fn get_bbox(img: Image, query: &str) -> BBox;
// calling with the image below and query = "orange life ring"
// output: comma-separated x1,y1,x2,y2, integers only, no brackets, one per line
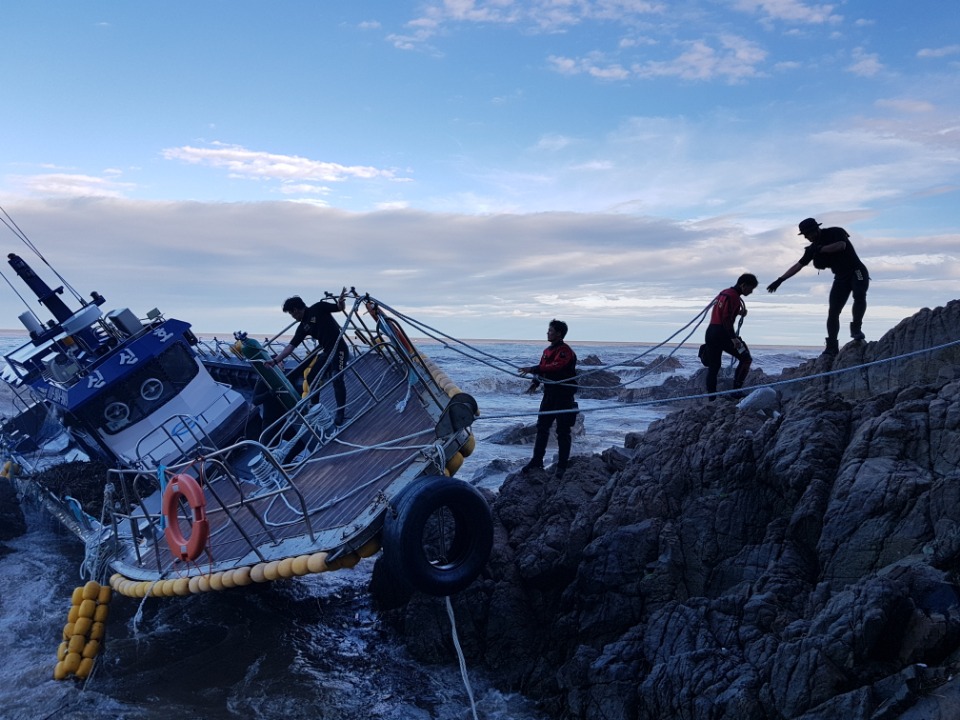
162,474,209,562
386,318,415,355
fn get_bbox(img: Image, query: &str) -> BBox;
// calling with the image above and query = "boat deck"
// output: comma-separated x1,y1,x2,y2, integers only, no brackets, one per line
114,349,450,579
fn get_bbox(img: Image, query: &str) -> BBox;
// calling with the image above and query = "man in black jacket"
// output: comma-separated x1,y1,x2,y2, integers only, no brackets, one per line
266,291,348,425
767,218,870,356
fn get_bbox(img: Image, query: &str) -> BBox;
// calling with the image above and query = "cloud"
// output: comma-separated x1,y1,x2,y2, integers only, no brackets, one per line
549,35,766,82
162,143,397,184
846,47,883,77
874,98,935,114
731,0,843,24
390,0,666,48
917,45,960,59
633,35,766,81
1,199,952,346
7,173,135,199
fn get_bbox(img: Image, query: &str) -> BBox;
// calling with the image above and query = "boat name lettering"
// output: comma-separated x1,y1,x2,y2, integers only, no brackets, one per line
87,371,106,389
119,349,139,365
153,327,174,343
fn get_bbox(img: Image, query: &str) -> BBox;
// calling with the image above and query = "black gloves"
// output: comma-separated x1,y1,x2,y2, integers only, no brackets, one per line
767,278,783,293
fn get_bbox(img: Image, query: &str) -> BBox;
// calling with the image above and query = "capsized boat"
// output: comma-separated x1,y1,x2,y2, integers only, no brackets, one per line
0,249,490,681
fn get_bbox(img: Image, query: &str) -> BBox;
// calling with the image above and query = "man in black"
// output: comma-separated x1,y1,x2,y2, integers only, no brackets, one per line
266,291,348,425
767,218,870,356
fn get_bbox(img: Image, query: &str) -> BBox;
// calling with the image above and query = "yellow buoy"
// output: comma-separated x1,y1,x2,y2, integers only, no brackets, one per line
306,553,327,573
63,622,75,640
53,661,68,681
94,604,109,623
173,578,191,596
292,555,310,576
461,434,476,457
71,587,84,605
97,586,112,604
277,558,295,579
446,451,464,475
89,622,105,641
78,599,97,619
62,652,82,674
81,581,101,601
188,576,202,594
263,561,281,581
73,616,93,637
57,641,68,662
67,606,80,624
250,564,267,583
68,634,86,654
221,570,237,589
209,573,224,591
232,567,252,586
358,538,381,558
197,575,211,593
82,639,100,659
76,657,94,680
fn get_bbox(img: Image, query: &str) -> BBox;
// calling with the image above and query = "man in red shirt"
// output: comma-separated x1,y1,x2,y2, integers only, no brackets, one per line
703,273,757,400
519,319,578,478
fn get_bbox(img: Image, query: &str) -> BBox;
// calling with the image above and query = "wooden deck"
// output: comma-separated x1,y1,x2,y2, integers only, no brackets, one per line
114,348,453,579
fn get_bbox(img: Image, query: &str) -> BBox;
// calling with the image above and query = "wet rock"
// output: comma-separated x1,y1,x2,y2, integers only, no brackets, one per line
375,300,960,719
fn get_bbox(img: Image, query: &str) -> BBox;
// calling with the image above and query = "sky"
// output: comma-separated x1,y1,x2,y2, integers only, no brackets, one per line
1,1,958,347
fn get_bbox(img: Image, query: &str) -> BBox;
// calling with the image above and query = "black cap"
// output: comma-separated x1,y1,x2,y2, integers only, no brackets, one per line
798,218,821,235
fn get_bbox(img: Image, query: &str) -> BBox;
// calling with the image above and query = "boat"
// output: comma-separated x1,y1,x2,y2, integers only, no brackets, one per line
0,240,491,681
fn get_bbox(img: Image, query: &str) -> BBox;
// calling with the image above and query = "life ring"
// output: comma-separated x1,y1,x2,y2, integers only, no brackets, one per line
386,318,416,355
162,474,209,562
381,475,493,596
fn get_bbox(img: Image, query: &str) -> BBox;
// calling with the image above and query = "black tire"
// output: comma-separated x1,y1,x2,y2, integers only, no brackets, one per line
382,475,493,597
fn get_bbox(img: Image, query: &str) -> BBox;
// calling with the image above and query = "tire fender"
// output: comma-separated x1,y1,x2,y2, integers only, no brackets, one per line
382,475,492,597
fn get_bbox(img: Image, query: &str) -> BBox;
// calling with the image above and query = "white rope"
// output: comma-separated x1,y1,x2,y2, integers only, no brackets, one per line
470,335,960,421
445,595,480,720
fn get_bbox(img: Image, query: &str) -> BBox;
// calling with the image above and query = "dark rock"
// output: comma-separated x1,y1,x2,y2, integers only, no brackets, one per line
373,300,960,719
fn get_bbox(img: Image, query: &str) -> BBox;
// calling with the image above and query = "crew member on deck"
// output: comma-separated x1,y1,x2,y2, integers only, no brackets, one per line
266,290,348,426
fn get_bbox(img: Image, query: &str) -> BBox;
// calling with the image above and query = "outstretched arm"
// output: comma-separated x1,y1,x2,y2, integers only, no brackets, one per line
767,262,803,292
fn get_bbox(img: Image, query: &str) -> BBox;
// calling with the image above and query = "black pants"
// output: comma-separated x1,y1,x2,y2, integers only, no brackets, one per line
704,324,751,395
827,270,869,341
532,393,577,469
306,343,348,413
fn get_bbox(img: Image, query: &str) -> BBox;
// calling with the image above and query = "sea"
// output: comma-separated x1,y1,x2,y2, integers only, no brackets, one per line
0,334,818,720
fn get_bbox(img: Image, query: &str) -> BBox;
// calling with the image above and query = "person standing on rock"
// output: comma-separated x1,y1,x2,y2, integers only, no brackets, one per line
704,273,757,400
519,319,578,479
766,218,870,356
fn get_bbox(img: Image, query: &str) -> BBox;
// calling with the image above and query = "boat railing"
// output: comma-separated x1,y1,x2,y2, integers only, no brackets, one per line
107,437,317,572
132,401,233,469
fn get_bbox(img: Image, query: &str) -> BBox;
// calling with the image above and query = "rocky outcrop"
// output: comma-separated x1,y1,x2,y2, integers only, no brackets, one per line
374,300,960,719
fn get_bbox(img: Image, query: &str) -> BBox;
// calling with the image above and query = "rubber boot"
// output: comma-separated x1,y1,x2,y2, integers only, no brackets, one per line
822,337,839,356
850,322,865,341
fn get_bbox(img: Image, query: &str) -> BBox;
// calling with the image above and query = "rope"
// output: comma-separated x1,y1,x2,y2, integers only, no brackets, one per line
445,596,480,720
381,297,717,392
466,335,960,421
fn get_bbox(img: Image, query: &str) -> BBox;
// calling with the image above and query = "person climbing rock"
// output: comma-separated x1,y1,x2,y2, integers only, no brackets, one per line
704,273,757,400
767,217,870,356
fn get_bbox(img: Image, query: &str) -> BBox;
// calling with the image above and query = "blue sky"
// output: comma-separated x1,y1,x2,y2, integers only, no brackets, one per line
1,1,958,346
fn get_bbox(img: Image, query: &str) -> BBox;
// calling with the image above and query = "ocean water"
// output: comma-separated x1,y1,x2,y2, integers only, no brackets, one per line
0,335,817,720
